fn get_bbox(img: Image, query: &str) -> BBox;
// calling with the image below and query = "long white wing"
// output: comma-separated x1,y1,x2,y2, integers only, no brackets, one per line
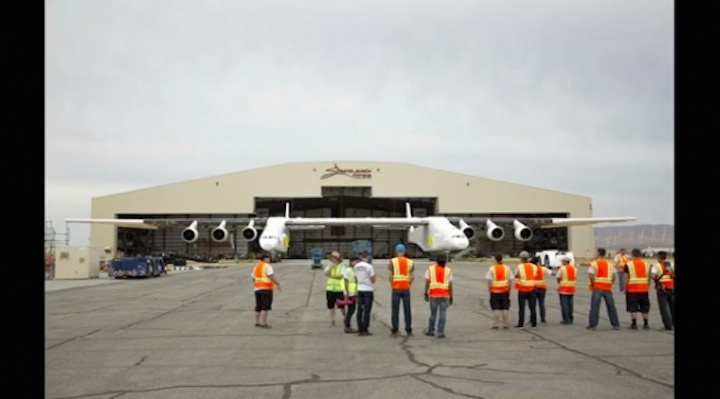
447,216,635,228
64,216,429,230
540,217,636,228
64,218,160,229
64,217,258,229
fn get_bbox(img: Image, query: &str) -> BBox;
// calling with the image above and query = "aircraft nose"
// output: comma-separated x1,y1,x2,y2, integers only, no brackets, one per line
455,236,469,250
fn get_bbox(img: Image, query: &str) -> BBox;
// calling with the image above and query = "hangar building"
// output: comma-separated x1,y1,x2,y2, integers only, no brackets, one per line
86,161,595,259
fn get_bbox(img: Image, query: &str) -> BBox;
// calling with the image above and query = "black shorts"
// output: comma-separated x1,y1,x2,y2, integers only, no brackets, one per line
255,289,273,312
490,293,511,310
626,292,650,313
326,291,345,309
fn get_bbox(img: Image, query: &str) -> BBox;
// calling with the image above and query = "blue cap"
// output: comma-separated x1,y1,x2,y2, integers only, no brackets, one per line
395,244,405,252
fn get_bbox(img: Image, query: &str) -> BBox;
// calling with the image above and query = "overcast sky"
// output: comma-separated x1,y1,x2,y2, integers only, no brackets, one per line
45,0,674,245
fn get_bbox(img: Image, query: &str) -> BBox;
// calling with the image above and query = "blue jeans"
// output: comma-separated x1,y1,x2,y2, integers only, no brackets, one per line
517,290,538,327
356,291,374,333
589,289,620,327
559,294,574,323
616,271,625,292
536,289,547,322
391,289,412,333
428,297,449,335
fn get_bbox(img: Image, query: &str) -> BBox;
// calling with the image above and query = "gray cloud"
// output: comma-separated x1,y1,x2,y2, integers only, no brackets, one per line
45,0,673,245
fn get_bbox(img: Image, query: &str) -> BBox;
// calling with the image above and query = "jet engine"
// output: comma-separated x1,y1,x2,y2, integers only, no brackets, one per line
181,221,199,243
485,220,505,241
513,219,533,242
211,220,229,242
240,220,258,242
458,219,476,240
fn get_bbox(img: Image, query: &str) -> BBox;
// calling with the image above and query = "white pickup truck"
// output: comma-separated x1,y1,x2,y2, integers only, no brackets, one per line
535,249,575,270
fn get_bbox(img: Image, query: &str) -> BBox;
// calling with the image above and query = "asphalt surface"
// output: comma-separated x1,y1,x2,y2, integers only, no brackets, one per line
45,260,674,399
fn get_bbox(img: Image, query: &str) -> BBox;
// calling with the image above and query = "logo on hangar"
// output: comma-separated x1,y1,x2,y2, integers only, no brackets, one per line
320,163,373,180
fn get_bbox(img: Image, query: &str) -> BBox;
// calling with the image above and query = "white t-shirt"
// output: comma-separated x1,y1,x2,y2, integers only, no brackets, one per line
250,264,274,291
353,261,375,292
484,265,515,281
425,267,454,281
342,267,357,296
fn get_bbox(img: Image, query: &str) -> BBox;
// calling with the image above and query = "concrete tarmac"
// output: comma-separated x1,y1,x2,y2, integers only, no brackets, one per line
45,260,674,399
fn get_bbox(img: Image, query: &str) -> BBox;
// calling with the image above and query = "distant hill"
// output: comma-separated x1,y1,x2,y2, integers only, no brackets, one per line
593,224,674,249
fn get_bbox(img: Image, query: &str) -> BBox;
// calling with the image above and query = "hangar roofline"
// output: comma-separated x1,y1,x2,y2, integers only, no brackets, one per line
90,160,590,200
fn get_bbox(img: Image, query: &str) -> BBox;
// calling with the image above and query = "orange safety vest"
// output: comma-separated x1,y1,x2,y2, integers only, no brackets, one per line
391,256,413,290
558,265,577,294
615,254,628,272
535,263,548,290
515,263,537,292
626,259,650,293
253,262,273,290
427,265,452,298
655,261,674,290
489,264,511,294
590,259,613,291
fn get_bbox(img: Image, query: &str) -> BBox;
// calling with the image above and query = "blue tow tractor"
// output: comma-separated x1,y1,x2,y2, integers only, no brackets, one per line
310,248,324,269
109,256,166,278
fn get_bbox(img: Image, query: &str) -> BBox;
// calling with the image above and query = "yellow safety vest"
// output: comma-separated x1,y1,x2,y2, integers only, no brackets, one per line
326,263,345,292
345,266,357,294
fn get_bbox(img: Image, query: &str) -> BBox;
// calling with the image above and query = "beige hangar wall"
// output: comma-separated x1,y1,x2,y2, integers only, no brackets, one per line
89,161,594,257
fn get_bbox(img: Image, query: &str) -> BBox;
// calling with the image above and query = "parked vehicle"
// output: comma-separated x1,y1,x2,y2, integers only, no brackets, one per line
535,249,575,270
109,256,166,278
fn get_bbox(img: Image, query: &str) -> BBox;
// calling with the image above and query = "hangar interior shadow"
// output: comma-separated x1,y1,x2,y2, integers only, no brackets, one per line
115,186,569,260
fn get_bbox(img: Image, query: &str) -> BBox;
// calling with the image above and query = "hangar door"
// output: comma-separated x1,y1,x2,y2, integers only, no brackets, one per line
254,187,436,259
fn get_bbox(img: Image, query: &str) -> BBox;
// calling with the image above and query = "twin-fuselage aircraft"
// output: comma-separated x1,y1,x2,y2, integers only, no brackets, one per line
66,202,635,256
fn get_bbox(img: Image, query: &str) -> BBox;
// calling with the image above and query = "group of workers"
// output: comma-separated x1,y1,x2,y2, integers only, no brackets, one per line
249,244,675,336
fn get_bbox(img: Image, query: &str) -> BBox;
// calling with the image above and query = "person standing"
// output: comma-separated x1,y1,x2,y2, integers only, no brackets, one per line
555,256,577,325
514,251,539,330
486,254,513,329
424,253,453,338
586,248,621,330
324,251,347,326
614,248,629,293
624,248,652,330
532,256,553,324
353,251,376,336
389,244,415,337
341,260,359,333
650,250,674,331
251,251,282,328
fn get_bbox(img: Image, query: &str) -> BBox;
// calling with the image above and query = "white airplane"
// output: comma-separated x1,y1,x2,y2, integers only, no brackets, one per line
65,202,636,255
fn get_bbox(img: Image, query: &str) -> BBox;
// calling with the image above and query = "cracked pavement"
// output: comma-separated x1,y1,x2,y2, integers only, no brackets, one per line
46,260,674,399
